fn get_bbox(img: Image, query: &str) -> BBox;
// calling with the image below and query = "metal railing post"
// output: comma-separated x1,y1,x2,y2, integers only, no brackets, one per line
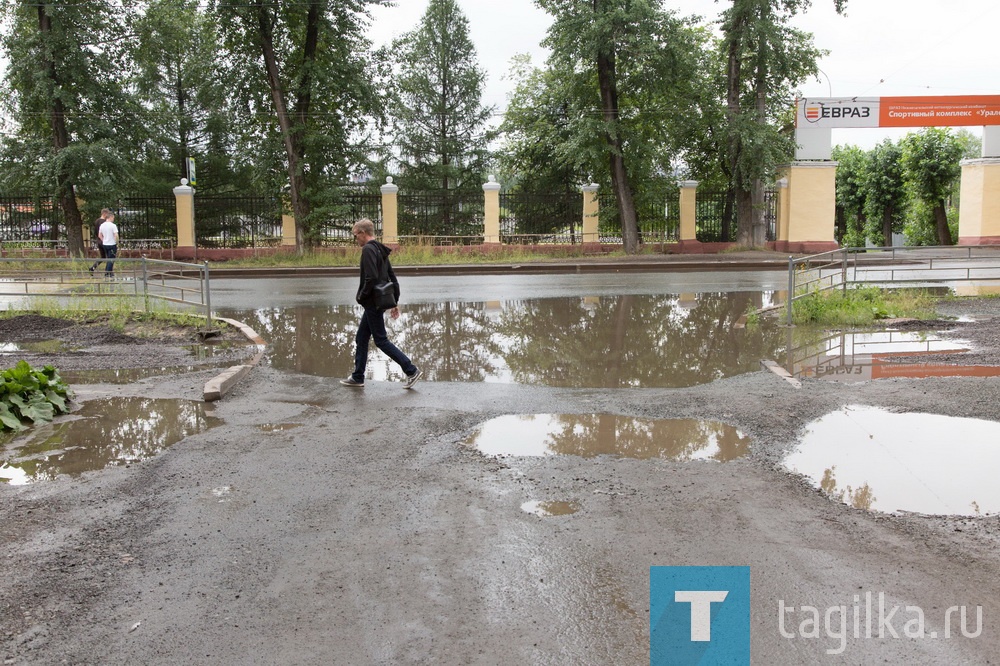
203,260,212,328
141,256,149,312
841,249,848,293
787,255,795,326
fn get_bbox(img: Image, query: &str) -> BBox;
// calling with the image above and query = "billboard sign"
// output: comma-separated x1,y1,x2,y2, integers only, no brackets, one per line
796,95,1000,128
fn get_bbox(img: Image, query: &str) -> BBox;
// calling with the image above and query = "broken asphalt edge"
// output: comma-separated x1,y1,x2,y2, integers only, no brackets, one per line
203,316,266,402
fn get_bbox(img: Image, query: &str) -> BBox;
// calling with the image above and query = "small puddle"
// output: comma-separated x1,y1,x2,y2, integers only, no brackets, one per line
521,500,580,516
783,405,1000,515
0,397,223,484
257,423,303,432
466,414,750,461
1,340,78,354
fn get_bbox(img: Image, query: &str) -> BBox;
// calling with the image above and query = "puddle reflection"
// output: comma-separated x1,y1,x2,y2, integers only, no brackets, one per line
220,292,786,388
0,397,223,484
784,406,1000,515
466,414,750,461
782,329,1000,382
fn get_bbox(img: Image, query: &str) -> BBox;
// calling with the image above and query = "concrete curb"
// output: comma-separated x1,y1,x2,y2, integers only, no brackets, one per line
203,316,266,402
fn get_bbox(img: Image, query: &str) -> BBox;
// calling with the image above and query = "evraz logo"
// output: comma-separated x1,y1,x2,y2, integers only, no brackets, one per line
805,105,822,121
650,566,751,665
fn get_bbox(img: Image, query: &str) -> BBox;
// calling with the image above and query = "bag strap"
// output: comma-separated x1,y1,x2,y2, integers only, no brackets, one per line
377,251,390,284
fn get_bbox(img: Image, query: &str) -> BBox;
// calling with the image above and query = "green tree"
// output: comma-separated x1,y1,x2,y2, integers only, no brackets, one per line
131,0,242,194
863,139,907,247
901,128,966,245
0,2,137,255
213,0,388,250
497,55,580,197
720,0,844,246
535,0,704,254
832,145,868,246
391,0,493,193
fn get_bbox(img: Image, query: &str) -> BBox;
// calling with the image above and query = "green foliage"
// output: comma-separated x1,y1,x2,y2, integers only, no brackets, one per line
718,0,836,244
901,128,970,245
390,0,494,197
129,0,247,194
532,0,707,251
792,286,938,326
212,0,389,247
0,361,72,432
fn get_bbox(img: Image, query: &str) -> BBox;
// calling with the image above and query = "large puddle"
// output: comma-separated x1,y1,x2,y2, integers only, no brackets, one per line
0,397,222,484
221,292,786,388
466,414,750,461
783,406,1000,515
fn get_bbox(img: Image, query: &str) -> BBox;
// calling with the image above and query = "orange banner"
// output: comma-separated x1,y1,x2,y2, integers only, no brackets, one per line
879,95,1000,127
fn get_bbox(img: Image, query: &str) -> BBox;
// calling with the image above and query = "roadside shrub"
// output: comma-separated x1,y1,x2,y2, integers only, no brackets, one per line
0,361,72,431
792,286,938,326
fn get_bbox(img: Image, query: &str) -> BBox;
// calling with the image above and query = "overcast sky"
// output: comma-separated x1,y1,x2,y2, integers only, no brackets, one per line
368,0,1000,149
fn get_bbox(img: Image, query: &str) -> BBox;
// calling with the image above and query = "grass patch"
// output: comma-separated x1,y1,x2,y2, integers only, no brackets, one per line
213,244,602,268
720,244,772,254
791,286,939,326
2,296,219,334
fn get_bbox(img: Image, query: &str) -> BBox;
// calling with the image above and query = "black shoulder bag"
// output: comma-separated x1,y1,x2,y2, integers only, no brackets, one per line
373,255,397,310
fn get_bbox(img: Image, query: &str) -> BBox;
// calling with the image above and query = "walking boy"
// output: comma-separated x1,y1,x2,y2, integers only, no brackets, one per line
341,219,421,388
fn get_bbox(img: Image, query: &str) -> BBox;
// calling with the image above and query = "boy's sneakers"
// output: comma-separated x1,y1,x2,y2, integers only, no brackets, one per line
403,369,422,389
339,377,364,387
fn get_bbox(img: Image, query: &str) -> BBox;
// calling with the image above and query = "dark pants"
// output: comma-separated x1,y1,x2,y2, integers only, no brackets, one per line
90,244,107,270
351,306,416,382
103,244,117,276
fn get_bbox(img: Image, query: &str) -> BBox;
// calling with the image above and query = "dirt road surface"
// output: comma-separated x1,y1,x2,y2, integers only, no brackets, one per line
3,300,1000,664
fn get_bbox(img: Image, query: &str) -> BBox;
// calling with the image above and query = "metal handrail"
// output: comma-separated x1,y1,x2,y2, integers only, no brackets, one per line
786,245,1000,325
0,256,211,325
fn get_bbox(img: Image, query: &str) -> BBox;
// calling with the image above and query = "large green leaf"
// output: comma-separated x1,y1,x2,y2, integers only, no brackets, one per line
19,393,55,424
0,403,24,431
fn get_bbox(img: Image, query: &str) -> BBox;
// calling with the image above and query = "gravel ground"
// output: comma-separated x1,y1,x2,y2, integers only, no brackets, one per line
2,298,1000,664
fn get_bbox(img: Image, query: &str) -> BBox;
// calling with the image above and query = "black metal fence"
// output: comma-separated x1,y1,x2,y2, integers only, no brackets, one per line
696,189,778,243
116,197,177,242
500,192,582,243
598,187,681,244
398,191,484,243
312,191,382,245
197,195,282,249
0,195,65,243
1,187,780,249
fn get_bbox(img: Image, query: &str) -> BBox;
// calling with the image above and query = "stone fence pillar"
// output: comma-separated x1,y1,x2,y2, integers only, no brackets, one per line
381,177,399,244
483,175,501,244
958,126,1000,245
582,183,599,246
173,178,195,260
677,180,701,252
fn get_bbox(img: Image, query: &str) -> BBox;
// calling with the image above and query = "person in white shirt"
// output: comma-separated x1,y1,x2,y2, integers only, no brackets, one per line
89,208,112,273
97,213,119,278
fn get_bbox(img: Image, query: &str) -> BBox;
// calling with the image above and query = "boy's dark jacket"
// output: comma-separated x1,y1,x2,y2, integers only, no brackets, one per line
356,240,400,309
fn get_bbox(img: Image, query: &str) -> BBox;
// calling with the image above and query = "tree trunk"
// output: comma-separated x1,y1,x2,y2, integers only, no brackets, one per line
594,2,639,254
257,4,309,252
934,202,952,245
882,208,894,247
735,188,753,245
724,6,745,243
38,6,84,256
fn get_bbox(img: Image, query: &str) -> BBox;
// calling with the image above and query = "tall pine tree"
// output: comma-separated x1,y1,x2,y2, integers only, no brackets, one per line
390,0,493,235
